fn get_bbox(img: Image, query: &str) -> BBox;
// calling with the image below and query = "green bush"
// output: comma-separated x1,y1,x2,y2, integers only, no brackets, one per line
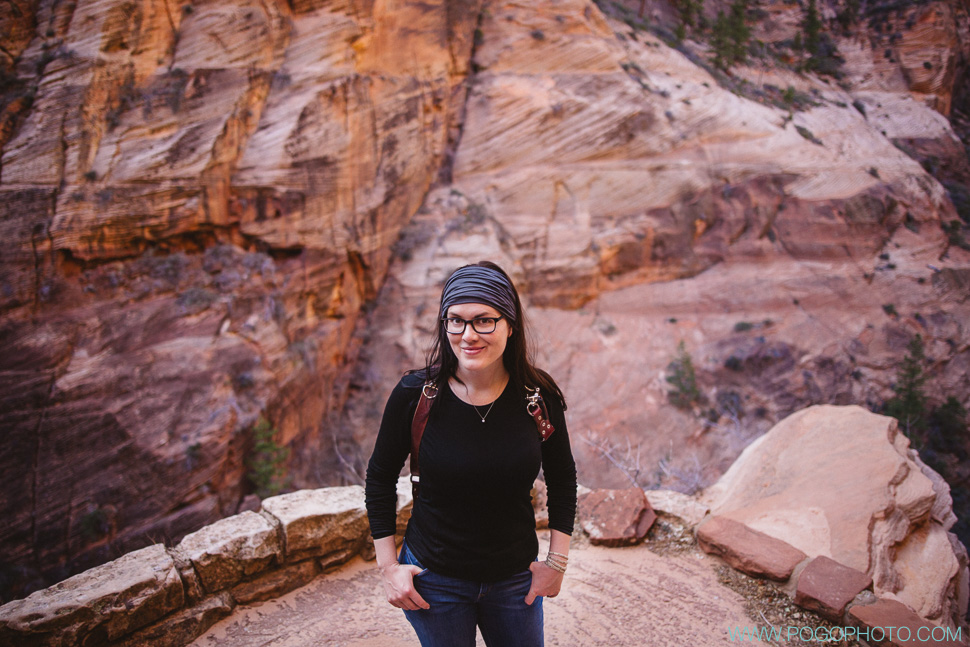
666,341,701,409
795,125,822,145
942,220,970,251
80,508,110,542
247,417,289,498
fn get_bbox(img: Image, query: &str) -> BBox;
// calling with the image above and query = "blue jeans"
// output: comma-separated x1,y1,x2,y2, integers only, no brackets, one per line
399,540,543,647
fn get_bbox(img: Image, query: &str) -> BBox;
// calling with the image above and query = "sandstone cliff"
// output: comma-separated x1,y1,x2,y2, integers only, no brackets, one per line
1,0,969,602
1,0,483,597
339,0,970,494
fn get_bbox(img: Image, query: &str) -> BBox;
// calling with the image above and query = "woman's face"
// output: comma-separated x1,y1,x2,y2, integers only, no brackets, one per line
444,302,512,378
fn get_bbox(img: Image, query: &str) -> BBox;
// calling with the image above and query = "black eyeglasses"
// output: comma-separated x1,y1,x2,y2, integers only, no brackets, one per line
441,316,504,334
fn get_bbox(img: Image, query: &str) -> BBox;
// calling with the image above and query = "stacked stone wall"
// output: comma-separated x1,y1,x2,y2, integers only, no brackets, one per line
0,484,408,647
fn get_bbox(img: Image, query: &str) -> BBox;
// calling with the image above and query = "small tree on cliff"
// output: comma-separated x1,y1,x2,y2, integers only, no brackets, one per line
799,0,844,76
884,334,928,441
247,417,290,498
675,0,704,37
667,341,702,409
710,0,750,70
836,0,860,31
802,0,822,64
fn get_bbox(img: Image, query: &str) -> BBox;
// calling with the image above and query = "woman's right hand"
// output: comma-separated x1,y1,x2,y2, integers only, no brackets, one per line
380,563,430,610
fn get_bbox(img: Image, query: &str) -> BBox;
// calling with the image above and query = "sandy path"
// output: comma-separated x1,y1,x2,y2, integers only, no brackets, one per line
191,534,752,647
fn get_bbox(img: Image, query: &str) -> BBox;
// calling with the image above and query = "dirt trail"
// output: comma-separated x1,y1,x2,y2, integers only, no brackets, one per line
191,533,753,647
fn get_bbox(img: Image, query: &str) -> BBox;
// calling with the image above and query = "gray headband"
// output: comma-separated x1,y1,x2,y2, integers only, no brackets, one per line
439,265,517,323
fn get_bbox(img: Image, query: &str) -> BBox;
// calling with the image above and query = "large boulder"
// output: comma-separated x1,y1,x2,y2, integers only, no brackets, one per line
0,544,183,646
700,405,968,625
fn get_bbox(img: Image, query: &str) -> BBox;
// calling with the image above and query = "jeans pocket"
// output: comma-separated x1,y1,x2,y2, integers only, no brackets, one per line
399,539,429,577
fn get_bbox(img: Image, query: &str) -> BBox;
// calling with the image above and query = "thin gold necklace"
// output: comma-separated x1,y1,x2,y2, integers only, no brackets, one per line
472,400,496,423
453,376,505,423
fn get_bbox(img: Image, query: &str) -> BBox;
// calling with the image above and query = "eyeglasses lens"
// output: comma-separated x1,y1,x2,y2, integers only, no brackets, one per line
444,318,498,334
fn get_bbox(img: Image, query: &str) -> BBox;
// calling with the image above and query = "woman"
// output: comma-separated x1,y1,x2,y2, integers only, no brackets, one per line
365,261,577,647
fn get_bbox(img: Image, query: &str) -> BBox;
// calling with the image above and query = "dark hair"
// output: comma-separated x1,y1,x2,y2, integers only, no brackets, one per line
414,261,566,409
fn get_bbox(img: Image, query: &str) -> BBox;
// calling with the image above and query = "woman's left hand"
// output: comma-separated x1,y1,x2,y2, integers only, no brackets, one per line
524,561,564,605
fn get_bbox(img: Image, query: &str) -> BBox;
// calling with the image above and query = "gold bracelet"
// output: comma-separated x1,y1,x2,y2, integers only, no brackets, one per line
548,551,569,562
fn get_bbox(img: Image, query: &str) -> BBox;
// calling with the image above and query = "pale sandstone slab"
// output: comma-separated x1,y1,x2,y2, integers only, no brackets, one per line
577,487,656,547
696,516,808,581
702,406,933,569
646,489,710,527
848,598,965,647
170,547,205,607
794,556,873,622
911,451,959,529
890,523,963,621
176,511,281,593
0,544,183,647
261,486,369,564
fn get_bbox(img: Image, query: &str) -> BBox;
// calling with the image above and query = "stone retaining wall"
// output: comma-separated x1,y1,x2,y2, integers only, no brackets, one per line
0,482,412,647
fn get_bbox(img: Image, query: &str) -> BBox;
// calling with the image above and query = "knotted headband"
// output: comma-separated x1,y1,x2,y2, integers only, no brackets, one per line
439,265,517,323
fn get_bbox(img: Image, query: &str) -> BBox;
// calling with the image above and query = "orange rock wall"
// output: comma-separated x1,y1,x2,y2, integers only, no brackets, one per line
0,0,482,597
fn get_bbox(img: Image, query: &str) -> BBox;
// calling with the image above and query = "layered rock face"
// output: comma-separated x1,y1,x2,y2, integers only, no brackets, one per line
0,0,481,596
2,0,969,602
340,0,970,495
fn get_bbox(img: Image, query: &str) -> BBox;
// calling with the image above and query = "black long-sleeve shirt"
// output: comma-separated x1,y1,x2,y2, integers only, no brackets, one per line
365,372,577,582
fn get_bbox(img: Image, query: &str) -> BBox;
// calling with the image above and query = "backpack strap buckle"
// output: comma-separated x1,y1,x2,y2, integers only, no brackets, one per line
525,387,555,441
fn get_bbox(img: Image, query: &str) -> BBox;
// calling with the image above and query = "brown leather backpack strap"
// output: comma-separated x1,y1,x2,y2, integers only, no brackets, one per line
409,382,437,498
526,387,555,441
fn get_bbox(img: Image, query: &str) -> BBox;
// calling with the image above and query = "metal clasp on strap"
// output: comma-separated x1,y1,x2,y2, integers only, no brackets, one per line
526,386,541,415
422,383,438,399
